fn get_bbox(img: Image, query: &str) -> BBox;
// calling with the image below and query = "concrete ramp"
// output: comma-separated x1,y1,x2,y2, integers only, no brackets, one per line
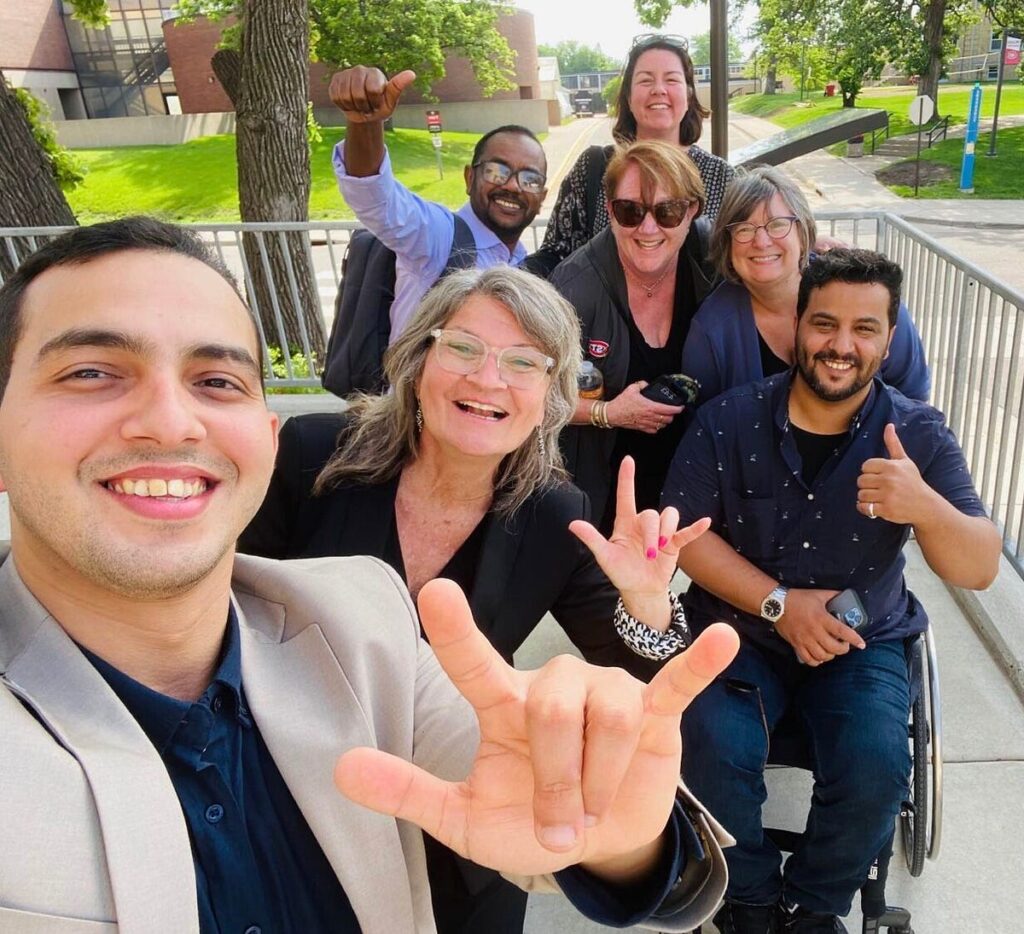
731,108,889,168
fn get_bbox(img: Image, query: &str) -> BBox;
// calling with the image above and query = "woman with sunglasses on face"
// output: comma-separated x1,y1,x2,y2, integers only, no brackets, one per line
552,140,716,532
240,265,705,934
528,34,732,279
682,165,931,410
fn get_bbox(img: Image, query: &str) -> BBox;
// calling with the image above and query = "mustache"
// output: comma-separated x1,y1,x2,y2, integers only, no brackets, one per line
488,191,527,208
814,351,860,365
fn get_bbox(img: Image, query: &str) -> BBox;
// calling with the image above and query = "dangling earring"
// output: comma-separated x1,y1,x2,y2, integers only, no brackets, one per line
415,401,423,433
537,428,546,458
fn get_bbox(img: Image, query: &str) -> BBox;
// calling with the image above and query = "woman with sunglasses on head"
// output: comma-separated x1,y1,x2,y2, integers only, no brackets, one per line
552,140,716,532
682,165,930,410
240,265,706,934
528,34,732,278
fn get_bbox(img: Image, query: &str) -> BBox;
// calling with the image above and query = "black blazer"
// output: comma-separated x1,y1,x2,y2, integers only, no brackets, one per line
240,413,659,681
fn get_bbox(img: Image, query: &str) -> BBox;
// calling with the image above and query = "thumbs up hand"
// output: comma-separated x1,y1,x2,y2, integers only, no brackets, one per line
329,66,416,123
856,423,934,524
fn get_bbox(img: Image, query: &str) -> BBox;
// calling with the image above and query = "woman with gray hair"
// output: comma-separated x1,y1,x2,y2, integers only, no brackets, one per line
681,164,930,408
240,265,702,934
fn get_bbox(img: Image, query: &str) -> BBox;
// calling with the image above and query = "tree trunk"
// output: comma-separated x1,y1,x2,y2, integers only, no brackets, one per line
0,73,76,277
918,0,947,116
764,57,778,95
217,1,326,363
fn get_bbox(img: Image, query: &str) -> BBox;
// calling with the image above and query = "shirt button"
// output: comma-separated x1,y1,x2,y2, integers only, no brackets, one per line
212,696,223,713
244,927,261,934
807,493,814,500
803,541,810,549
205,804,225,823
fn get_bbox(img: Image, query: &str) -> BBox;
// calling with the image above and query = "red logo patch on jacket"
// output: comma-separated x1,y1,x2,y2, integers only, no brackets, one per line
588,339,610,358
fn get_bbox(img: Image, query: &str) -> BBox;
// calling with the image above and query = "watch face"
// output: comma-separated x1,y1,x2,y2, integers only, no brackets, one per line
763,598,783,620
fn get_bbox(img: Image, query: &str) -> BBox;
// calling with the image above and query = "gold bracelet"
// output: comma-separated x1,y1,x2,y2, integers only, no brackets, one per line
590,400,611,429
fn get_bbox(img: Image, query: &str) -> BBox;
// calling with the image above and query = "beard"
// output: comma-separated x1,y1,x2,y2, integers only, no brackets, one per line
796,348,877,402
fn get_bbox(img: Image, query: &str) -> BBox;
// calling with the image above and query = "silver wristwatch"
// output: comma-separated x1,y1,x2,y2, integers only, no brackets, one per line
760,585,788,623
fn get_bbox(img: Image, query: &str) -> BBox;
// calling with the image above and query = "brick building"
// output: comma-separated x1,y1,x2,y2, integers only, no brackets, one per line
1,1,542,122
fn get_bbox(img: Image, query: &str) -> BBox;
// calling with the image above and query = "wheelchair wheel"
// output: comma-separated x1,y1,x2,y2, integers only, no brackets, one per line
900,689,928,876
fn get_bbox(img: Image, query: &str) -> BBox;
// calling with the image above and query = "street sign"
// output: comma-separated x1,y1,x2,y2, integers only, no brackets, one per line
431,134,443,149
908,95,935,127
425,110,442,133
1006,36,1021,67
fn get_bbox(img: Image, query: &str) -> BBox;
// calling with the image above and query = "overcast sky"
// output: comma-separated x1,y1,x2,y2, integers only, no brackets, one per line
512,0,756,62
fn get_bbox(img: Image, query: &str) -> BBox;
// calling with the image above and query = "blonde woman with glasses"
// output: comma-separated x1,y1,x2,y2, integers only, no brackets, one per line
240,265,706,934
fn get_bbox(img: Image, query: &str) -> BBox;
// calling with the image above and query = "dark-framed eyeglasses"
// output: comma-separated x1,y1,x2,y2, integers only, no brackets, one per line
726,215,799,243
610,198,692,229
631,33,689,52
430,328,555,388
472,161,546,194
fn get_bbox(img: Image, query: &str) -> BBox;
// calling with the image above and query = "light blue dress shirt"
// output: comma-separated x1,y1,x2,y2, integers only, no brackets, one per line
333,141,528,342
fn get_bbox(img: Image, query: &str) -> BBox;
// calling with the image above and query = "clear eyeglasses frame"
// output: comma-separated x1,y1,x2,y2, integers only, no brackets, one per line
429,329,555,388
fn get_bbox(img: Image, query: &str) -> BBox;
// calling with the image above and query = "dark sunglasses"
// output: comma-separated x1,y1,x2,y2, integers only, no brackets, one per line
472,161,546,194
631,33,689,52
610,198,692,229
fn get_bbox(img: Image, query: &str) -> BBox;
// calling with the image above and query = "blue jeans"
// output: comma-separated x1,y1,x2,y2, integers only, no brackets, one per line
682,639,911,915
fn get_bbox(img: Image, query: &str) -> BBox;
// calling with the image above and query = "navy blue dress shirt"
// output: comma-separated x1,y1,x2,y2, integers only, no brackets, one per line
84,610,360,934
662,372,987,653
83,610,701,931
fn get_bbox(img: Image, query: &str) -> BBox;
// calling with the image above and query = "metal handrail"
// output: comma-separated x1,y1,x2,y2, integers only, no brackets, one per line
3,212,1023,579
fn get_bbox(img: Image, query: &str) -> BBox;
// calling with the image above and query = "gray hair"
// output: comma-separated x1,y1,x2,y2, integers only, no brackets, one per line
315,265,583,518
710,165,817,283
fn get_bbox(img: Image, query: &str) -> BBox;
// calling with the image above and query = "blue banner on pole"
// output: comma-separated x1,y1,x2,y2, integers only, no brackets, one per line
960,83,983,193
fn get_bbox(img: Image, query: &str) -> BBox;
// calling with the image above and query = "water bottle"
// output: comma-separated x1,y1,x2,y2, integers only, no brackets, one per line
578,360,604,400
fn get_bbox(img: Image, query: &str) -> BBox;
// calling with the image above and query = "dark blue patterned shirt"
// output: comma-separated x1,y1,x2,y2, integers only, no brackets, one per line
662,373,986,653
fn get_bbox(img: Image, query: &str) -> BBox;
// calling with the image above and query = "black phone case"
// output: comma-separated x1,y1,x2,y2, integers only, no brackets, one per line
640,373,700,407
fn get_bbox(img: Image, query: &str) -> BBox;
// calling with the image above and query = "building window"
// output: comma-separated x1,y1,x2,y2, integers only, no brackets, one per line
991,31,1002,52
988,65,999,79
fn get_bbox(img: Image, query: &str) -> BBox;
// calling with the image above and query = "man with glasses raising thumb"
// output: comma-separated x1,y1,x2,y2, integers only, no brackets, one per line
330,65,548,346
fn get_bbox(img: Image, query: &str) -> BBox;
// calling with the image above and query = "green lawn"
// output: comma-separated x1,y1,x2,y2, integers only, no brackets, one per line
731,83,1024,139
881,125,1024,198
67,127,484,223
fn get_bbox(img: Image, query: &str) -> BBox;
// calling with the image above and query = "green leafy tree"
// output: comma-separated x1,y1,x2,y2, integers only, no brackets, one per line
179,0,517,97
602,75,623,114
172,0,518,358
688,30,743,68
537,41,620,76
0,0,106,266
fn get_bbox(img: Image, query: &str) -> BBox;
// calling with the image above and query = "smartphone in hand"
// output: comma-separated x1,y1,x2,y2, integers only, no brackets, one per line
826,589,871,633
640,373,700,407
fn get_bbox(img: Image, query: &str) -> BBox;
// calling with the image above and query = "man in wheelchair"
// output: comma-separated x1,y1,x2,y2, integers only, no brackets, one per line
660,249,1000,933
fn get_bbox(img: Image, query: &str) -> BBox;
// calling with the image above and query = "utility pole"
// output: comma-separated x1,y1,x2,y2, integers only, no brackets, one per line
710,0,729,156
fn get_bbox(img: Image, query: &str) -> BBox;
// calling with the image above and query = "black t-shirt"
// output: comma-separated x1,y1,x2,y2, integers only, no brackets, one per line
790,423,848,487
757,330,791,378
607,270,698,524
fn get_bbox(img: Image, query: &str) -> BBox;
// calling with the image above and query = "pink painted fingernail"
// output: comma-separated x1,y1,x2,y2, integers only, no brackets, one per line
658,536,668,549
646,547,657,560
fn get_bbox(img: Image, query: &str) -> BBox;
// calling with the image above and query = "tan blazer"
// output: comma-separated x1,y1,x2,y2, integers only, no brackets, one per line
0,550,729,933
